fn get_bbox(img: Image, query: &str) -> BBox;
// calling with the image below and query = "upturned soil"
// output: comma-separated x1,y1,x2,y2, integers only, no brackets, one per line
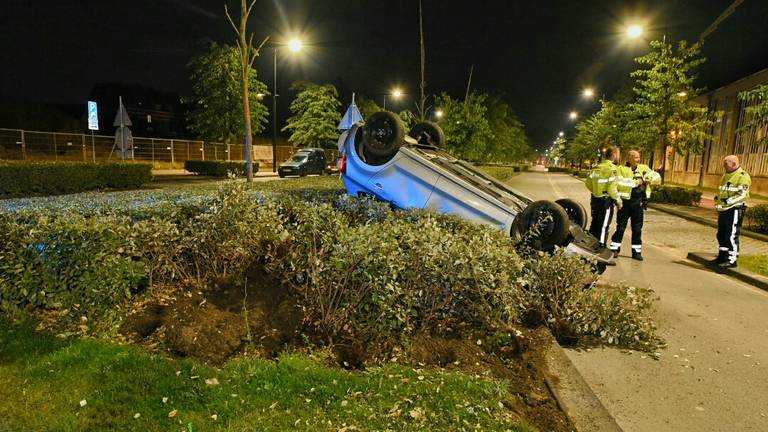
119,264,572,432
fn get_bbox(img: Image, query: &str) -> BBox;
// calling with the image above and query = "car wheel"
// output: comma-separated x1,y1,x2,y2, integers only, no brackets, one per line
555,198,588,229
362,111,405,158
518,200,570,252
279,173,285,178
408,121,446,148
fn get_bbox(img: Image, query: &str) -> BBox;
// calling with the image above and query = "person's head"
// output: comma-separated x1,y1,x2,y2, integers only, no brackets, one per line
604,146,620,163
627,150,641,167
723,155,740,173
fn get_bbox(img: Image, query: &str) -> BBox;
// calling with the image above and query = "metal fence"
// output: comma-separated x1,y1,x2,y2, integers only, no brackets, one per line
0,128,297,166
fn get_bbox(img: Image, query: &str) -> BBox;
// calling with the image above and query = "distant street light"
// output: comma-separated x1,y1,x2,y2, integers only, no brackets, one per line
677,91,688,97
383,87,404,110
582,88,595,99
569,111,579,120
626,24,643,39
558,131,564,137
435,109,444,119
271,37,305,172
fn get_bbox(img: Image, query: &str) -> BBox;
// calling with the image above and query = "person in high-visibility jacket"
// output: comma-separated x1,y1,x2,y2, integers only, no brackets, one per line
609,150,661,260
585,146,622,248
714,155,751,267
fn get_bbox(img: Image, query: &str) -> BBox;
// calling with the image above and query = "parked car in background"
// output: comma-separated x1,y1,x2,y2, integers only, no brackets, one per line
337,111,614,267
278,148,327,178
325,157,342,175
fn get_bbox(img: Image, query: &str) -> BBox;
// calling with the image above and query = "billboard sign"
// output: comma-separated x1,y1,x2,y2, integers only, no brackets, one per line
87,101,99,131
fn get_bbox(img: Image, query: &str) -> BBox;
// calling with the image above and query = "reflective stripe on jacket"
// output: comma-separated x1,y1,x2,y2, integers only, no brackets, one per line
585,160,620,203
715,168,751,211
616,163,661,200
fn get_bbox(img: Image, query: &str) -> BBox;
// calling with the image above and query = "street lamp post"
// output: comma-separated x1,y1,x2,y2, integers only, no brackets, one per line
271,38,303,173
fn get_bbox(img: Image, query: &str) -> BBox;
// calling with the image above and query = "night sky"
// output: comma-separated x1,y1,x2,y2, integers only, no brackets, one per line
2,0,768,149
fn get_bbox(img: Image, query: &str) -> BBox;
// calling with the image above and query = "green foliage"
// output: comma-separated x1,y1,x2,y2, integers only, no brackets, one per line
435,92,494,162
398,109,417,131
737,84,768,145
745,204,768,234
354,95,383,121
477,165,519,181
484,94,531,163
0,177,663,352
648,185,702,206
738,255,768,277
185,41,269,142
0,161,152,198
516,250,664,352
282,82,342,148
545,166,571,173
0,319,535,432
184,160,259,177
625,39,712,156
567,100,625,165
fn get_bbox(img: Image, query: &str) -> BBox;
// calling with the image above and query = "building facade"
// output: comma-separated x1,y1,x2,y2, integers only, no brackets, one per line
666,68,768,194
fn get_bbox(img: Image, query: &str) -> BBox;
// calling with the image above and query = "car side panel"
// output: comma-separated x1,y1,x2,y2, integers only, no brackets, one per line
425,176,515,232
366,153,439,209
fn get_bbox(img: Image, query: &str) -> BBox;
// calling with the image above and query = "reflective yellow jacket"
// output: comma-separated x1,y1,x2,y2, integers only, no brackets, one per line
616,163,661,200
715,167,751,211
585,160,620,203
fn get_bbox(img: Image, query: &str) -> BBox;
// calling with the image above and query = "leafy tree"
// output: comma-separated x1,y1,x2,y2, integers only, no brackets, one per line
484,94,530,163
185,41,269,143
434,92,493,162
282,82,342,148
398,110,417,131
738,84,768,144
625,39,712,177
567,100,623,166
355,96,383,121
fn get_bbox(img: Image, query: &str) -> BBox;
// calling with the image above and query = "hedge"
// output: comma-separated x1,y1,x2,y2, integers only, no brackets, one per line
546,166,571,173
745,204,768,234
0,161,152,198
184,160,259,177
648,185,702,206
0,183,664,352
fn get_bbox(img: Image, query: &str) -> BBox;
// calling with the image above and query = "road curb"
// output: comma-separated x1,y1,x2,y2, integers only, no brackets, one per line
686,252,768,292
542,331,623,432
648,204,768,243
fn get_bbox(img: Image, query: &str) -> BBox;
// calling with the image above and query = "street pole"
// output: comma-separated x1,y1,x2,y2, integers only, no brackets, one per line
272,47,278,172
383,95,387,110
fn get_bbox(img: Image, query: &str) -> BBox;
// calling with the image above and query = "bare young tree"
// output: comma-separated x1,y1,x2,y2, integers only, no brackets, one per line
225,0,269,183
418,0,427,121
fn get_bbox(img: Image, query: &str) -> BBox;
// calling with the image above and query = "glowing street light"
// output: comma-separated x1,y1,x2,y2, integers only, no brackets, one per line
626,24,643,39
287,38,303,53
582,87,595,99
558,131,564,137
569,111,579,120
435,109,444,119
677,91,688,97
383,87,404,110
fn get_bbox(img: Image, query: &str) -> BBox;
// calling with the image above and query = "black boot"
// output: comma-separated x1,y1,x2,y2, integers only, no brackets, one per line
717,261,737,268
632,251,643,261
611,248,620,258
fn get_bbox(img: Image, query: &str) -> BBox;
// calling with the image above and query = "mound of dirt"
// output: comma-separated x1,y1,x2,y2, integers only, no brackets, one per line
120,266,303,365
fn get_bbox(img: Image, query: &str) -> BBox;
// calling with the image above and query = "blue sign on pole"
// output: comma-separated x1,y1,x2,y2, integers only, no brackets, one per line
87,101,99,131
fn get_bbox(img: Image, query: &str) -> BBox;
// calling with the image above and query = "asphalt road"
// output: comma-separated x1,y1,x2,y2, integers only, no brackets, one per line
507,167,768,432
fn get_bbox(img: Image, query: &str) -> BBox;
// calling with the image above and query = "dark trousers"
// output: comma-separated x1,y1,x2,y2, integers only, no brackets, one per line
717,206,746,264
610,199,644,253
589,196,615,247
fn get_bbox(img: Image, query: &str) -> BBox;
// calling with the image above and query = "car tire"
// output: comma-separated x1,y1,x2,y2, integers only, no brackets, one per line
555,198,588,229
279,173,285,178
362,111,405,158
517,200,570,252
408,121,446,148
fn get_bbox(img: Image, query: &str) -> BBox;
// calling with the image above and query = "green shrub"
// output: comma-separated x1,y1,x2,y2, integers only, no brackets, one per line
0,179,664,352
515,250,664,352
184,160,258,177
477,165,518,181
546,166,571,173
745,204,768,233
0,161,151,198
649,185,701,206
